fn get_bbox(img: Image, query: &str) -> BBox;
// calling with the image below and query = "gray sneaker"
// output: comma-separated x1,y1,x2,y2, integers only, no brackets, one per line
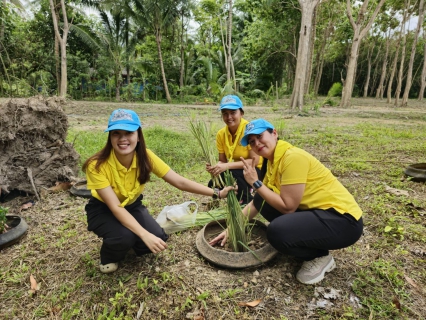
296,255,336,285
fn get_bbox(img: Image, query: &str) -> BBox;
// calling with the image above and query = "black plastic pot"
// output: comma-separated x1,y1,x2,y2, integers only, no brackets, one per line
0,215,28,250
70,180,92,198
404,163,426,182
196,219,278,269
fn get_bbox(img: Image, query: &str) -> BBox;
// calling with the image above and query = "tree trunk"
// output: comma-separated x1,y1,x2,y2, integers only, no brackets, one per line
115,69,120,101
155,28,172,103
305,5,318,95
363,41,374,97
394,1,410,107
49,0,70,98
219,18,228,75
401,0,425,106
290,0,320,110
314,21,332,95
340,0,386,107
226,0,233,85
419,39,426,100
0,0,5,55
387,41,400,103
54,29,60,94
376,32,389,99
179,12,185,99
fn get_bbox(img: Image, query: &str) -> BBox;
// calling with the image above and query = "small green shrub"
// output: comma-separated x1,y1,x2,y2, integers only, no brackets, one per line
327,82,343,97
0,206,8,233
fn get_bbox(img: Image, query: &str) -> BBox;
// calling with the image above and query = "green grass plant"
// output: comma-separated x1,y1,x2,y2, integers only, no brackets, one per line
223,171,248,252
188,116,223,187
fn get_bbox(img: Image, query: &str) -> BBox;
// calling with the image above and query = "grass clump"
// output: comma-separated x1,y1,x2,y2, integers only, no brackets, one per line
188,116,223,188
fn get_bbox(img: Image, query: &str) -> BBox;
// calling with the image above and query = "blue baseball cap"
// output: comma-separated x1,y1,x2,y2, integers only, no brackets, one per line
240,119,274,146
219,95,243,110
105,109,141,132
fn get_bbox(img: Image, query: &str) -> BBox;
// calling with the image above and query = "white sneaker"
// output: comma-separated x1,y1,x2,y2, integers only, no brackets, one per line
296,255,336,285
99,262,118,274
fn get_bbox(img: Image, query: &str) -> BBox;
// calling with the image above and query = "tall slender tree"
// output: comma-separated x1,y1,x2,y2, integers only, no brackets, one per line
419,31,426,100
49,0,72,97
340,0,385,107
401,0,425,106
290,0,320,110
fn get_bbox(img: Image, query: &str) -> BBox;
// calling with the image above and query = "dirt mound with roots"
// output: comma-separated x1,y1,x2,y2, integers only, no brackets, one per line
0,96,79,196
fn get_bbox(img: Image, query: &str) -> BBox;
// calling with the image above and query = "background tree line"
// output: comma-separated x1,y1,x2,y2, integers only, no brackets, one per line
0,0,425,108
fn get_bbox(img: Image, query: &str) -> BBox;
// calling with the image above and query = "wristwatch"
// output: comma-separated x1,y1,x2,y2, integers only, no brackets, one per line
253,180,263,190
212,188,220,199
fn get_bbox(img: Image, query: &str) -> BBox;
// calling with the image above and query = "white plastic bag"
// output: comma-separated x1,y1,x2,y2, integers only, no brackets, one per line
156,201,198,234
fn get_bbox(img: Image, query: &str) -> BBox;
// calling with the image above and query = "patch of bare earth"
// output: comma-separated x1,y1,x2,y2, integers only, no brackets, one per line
0,98,425,319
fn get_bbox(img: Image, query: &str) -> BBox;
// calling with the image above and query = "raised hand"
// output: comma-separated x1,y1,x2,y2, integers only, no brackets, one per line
240,156,258,185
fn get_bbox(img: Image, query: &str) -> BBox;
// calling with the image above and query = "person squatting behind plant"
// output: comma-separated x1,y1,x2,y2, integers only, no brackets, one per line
209,119,363,285
83,109,234,274
206,95,263,205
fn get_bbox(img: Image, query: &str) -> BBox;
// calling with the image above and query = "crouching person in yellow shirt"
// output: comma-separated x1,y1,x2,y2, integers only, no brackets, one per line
83,109,233,274
210,119,363,284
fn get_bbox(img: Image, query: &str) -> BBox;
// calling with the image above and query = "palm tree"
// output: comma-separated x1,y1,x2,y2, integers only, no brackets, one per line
73,7,141,101
127,0,180,103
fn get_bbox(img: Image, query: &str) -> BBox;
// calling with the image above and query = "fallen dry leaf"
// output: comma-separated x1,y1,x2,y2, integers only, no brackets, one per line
392,297,401,311
238,299,262,307
48,181,72,192
385,185,409,197
404,274,418,289
19,200,35,212
29,274,40,295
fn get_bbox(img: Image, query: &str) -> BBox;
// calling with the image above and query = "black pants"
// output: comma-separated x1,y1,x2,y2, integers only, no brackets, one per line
253,193,363,261
208,168,260,204
85,195,168,264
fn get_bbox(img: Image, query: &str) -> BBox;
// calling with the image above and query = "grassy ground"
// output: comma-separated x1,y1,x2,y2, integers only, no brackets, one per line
1,97,425,319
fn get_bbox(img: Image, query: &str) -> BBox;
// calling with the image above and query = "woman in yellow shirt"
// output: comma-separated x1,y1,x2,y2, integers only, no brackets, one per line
210,119,363,285
83,109,233,274
206,95,261,204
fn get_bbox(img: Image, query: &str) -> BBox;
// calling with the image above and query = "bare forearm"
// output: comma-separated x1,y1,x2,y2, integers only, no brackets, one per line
255,186,290,214
112,207,150,238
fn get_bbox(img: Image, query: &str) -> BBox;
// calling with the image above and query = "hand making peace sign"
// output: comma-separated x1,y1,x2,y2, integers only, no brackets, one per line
240,156,259,186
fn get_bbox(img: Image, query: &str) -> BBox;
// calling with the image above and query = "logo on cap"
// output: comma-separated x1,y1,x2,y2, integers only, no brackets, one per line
222,96,237,105
246,122,255,133
111,110,134,122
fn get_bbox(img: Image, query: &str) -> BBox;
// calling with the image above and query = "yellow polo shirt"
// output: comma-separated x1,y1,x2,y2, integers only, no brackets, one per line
216,120,263,168
86,149,170,205
268,146,362,220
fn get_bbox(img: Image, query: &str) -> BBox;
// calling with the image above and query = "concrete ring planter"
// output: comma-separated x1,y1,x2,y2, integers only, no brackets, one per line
404,163,426,182
70,180,92,198
0,215,28,250
196,219,278,269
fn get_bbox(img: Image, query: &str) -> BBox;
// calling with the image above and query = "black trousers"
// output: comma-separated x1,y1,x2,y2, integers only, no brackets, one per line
253,193,363,261
85,195,168,264
208,168,261,204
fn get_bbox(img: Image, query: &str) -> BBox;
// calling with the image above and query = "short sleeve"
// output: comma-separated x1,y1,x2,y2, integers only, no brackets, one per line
86,161,111,190
147,149,171,178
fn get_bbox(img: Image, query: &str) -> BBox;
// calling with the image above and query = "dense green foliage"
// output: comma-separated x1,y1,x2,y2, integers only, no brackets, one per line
0,0,425,102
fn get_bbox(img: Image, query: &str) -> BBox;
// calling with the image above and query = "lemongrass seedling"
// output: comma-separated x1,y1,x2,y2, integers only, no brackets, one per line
188,117,223,188
223,171,248,252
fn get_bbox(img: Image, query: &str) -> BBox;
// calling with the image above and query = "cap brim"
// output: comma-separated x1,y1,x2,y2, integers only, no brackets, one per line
219,105,240,110
241,128,268,146
105,123,140,132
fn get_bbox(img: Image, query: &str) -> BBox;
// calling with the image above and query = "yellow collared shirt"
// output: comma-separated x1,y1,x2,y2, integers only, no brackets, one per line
86,149,170,205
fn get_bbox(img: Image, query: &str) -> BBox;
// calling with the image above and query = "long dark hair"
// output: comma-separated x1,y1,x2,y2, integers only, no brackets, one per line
82,127,152,184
